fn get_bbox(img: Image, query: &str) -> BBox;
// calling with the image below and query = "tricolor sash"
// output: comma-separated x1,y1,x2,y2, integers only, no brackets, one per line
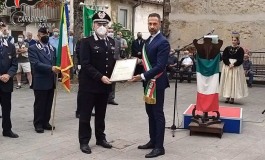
142,45,162,104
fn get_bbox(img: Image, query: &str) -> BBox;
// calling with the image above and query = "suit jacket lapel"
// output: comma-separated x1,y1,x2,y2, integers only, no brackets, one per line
40,48,52,62
2,45,9,56
148,33,161,50
40,46,53,64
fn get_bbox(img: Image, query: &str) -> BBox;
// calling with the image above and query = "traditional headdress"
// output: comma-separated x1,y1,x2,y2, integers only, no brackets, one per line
231,31,240,38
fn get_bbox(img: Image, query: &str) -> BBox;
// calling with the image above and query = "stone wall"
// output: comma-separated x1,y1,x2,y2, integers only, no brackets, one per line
169,0,265,51
134,3,163,39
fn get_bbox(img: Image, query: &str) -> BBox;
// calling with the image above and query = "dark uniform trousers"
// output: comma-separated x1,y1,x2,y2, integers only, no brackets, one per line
145,89,165,149
0,90,12,131
33,89,54,128
79,92,109,144
0,39,17,132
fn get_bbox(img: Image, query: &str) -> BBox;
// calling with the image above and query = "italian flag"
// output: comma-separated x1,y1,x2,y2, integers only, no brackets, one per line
15,0,20,8
56,4,73,92
196,54,220,112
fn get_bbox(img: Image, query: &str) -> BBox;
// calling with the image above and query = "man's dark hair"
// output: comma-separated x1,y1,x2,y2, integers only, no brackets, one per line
148,13,161,21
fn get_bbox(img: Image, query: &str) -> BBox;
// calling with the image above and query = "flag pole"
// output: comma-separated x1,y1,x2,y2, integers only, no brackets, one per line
51,73,59,135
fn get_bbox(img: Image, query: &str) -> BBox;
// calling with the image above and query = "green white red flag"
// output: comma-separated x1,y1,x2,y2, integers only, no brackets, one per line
56,4,73,92
196,54,220,112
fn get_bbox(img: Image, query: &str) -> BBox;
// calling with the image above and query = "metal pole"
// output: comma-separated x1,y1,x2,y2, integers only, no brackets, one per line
161,0,166,33
51,74,59,135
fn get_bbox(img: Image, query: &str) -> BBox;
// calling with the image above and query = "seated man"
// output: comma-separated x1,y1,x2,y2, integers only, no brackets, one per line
179,50,193,83
166,49,178,80
243,54,254,87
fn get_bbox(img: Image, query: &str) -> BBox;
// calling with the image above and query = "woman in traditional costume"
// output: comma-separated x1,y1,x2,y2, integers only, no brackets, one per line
219,32,248,104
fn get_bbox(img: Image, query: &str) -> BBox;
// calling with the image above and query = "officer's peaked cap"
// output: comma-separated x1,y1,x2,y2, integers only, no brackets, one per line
92,11,111,23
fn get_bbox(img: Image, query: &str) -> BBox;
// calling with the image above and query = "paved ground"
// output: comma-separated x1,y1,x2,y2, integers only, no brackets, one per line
0,80,265,160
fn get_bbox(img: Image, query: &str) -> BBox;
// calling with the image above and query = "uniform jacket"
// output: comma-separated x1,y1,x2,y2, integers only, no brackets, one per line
28,42,56,90
143,33,170,90
0,39,18,92
79,33,116,93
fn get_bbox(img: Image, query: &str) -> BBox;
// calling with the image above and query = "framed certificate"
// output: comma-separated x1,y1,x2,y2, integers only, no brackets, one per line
110,58,137,82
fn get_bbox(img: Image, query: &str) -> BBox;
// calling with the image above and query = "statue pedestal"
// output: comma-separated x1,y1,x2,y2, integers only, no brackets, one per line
183,104,243,134
189,119,224,138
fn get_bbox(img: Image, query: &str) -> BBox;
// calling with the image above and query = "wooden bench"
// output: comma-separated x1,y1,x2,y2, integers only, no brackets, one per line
252,64,265,77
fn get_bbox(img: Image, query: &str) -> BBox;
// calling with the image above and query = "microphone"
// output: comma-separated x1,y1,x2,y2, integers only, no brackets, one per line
207,28,215,35
211,28,215,34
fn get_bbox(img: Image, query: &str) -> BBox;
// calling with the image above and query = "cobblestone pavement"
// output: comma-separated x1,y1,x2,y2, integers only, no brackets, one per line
0,81,265,160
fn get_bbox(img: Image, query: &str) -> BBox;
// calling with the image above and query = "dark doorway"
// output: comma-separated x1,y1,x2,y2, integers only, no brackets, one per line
11,30,24,43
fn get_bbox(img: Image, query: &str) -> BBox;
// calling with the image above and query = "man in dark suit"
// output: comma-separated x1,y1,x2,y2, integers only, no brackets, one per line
130,13,170,158
0,21,19,138
28,27,60,133
131,32,145,75
78,11,115,154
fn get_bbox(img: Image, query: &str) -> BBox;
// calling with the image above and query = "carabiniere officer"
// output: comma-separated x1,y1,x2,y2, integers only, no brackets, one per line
78,11,116,154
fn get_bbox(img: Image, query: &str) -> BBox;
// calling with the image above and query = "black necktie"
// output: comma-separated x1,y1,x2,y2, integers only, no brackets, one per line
44,46,51,60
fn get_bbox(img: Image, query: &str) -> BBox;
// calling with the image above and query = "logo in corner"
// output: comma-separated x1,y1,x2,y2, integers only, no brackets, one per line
5,0,43,8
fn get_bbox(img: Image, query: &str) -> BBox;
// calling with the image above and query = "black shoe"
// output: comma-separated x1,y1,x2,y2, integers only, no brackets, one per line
80,144,92,154
91,112,95,116
225,98,230,103
138,141,155,149
35,127,44,133
145,148,165,158
108,101,118,105
96,140,112,148
248,84,252,88
3,130,19,138
16,85,21,89
44,124,55,130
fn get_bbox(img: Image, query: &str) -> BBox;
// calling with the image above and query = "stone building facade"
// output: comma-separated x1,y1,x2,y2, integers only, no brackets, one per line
82,0,163,39
169,0,265,51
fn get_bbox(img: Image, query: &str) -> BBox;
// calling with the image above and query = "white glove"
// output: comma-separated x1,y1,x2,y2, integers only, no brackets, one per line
78,65,81,70
137,58,142,64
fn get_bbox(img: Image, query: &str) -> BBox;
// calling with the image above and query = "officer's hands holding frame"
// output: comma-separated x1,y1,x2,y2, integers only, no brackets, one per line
101,76,112,84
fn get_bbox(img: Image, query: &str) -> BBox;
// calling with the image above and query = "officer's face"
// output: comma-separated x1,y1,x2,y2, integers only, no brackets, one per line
2,26,8,35
93,22,108,30
148,16,161,35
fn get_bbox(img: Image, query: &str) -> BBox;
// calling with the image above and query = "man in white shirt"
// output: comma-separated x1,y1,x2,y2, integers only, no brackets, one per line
179,50,193,83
